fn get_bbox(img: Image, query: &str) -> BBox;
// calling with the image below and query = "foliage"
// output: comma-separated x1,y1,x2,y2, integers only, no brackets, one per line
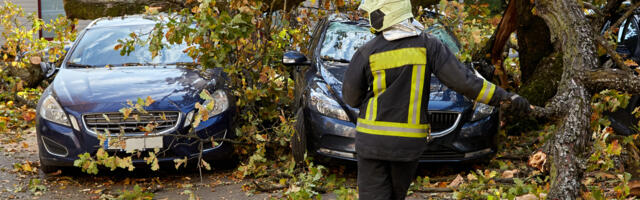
453,170,547,199
334,186,358,200
27,178,46,195
112,185,154,200
422,0,501,62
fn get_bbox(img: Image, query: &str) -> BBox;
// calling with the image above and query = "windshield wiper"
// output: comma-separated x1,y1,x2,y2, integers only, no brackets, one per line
165,62,198,66
112,62,153,67
322,57,350,63
66,62,98,68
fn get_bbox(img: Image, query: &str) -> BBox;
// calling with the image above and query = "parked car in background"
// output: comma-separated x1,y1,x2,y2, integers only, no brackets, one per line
283,14,499,163
600,9,640,135
36,15,235,173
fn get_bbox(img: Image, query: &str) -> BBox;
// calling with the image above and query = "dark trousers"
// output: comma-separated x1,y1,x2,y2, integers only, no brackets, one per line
357,157,419,200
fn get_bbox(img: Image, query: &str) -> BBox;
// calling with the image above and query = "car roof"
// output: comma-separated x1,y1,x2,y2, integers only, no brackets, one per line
86,14,163,29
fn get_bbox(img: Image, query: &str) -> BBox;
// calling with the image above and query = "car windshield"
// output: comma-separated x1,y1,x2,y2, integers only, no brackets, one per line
319,21,460,63
320,22,374,62
66,25,195,67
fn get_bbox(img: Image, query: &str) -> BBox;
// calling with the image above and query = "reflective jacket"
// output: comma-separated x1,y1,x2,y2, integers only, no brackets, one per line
342,32,510,161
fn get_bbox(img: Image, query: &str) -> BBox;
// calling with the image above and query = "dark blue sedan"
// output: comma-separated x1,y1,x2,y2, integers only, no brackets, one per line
36,15,235,173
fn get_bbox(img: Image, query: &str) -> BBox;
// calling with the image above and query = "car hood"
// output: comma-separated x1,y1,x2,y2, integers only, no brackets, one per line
52,66,210,113
319,60,473,114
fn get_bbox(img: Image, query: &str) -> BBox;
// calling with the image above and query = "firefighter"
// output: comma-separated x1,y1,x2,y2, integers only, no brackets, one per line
341,0,532,199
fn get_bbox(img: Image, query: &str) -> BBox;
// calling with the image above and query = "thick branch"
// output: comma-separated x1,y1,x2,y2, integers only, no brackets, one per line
585,68,640,93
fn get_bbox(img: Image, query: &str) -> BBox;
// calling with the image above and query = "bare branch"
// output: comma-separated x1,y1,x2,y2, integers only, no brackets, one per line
585,68,640,93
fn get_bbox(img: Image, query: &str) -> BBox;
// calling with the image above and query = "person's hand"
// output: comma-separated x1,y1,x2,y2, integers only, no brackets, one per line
507,93,531,114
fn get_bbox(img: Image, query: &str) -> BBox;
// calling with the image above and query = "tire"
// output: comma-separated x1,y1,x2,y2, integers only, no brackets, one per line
39,158,58,174
291,108,307,165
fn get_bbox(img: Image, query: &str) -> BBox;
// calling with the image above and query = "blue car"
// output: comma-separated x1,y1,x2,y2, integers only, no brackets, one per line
283,15,499,163
36,15,235,173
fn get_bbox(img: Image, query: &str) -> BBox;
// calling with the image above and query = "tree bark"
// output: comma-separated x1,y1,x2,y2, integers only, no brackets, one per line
489,0,560,106
534,0,598,198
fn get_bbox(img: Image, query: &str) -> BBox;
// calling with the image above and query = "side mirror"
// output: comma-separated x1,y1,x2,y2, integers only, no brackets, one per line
40,62,58,78
283,51,310,66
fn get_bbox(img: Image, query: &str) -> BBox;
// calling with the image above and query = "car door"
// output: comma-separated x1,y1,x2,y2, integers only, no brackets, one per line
616,16,640,60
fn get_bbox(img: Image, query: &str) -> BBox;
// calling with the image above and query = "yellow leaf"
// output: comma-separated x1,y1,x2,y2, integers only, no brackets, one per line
624,59,638,67
145,96,155,106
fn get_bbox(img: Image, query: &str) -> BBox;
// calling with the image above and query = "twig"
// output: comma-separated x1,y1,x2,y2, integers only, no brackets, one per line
253,180,287,192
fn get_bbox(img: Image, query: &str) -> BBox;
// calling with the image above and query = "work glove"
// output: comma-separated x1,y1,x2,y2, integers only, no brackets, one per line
506,93,531,114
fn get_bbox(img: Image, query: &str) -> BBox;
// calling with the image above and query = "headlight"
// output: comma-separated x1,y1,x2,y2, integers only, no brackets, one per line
470,103,494,121
203,90,229,117
184,111,194,127
309,88,349,121
40,95,70,126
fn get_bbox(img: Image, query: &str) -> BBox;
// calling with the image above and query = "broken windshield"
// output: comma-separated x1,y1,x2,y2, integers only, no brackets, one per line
67,25,195,67
320,22,374,62
319,21,460,63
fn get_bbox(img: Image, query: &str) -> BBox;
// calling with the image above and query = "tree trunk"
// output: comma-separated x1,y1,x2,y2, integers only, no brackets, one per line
488,0,560,106
534,0,598,198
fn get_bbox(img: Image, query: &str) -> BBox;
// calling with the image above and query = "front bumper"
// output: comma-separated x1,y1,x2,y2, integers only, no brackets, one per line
305,108,498,163
36,111,235,168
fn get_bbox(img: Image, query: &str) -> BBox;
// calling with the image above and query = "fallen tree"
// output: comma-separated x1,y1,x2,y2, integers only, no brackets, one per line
489,0,640,198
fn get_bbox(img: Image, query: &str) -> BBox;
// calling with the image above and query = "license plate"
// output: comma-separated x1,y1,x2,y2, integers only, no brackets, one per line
105,136,163,152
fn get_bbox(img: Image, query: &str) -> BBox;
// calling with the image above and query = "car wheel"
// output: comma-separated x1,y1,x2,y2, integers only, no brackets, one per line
291,108,307,165
39,159,58,174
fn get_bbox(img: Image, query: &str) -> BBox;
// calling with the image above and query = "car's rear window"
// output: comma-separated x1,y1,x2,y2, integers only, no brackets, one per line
67,25,195,67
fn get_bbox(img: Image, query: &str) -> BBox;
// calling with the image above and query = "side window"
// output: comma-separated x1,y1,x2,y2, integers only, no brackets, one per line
621,18,639,56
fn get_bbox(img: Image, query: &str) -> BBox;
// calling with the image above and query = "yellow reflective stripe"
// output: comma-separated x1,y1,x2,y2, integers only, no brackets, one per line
370,48,427,71
358,118,429,129
486,83,496,104
475,81,488,103
366,98,374,120
371,96,378,120
408,65,426,124
475,80,496,104
370,70,386,121
356,118,430,138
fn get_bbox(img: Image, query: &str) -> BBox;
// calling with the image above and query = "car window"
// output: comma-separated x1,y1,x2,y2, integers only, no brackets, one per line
622,18,639,49
67,25,195,67
425,24,460,54
319,22,374,62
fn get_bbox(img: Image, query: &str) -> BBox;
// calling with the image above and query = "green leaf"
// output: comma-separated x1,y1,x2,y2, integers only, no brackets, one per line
199,90,213,101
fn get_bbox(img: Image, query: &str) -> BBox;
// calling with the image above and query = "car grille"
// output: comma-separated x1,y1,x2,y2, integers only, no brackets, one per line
83,111,180,135
428,111,461,138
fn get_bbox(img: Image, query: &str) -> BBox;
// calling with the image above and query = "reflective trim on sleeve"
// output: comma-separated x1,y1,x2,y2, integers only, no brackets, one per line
475,80,496,104
408,65,426,124
369,48,427,71
356,118,430,138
